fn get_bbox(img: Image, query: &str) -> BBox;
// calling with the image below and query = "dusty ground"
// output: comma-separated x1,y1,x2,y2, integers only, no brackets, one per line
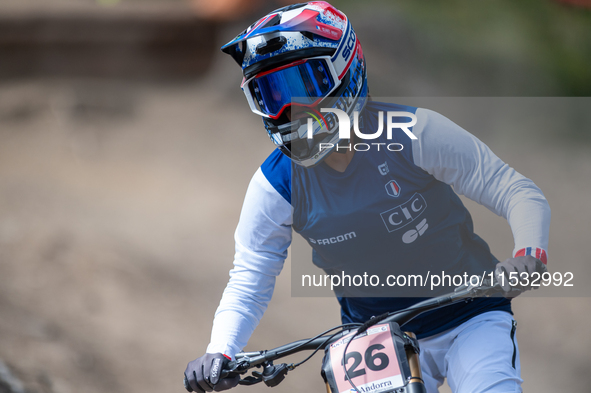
1,49,590,393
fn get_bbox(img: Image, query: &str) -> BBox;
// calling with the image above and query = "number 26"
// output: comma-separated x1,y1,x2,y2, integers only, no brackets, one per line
342,344,390,381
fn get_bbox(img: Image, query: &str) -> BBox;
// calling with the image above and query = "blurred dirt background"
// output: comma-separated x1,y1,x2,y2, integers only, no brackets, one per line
0,1,590,393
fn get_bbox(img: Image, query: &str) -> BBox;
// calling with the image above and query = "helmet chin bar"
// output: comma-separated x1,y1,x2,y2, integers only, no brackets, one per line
262,74,368,168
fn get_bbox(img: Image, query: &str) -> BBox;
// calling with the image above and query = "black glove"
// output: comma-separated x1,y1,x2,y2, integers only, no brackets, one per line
495,255,548,297
185,353,239,393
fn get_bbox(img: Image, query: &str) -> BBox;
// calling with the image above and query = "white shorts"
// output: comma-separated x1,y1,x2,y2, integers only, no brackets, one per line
417,311,522,393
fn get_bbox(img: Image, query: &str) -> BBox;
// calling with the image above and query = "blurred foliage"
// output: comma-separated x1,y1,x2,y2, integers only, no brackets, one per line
336,0,591,96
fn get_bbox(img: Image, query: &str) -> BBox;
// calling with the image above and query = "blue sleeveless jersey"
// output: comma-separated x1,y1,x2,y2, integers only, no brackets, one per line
262,101,511,339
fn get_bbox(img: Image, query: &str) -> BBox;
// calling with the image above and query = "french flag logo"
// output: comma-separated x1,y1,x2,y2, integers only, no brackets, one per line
515,247,548,264
385,180,401,197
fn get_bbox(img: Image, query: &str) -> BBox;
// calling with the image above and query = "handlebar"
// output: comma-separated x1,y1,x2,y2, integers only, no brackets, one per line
184,277,504,391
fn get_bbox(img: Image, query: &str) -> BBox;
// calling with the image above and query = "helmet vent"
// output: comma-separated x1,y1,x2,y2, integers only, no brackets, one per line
261,13,281,29
301,31,314,41
256,36,287,55
272,3,307,14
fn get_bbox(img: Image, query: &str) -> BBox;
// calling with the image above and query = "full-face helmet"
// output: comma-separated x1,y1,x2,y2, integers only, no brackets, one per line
221,1,368,167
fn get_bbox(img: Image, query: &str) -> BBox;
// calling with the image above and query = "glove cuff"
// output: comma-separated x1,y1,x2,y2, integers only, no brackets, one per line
206,343,238,360
514,247,547,264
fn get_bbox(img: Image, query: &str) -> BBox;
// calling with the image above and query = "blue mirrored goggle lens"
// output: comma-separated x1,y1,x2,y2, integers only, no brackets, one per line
250,59,335,116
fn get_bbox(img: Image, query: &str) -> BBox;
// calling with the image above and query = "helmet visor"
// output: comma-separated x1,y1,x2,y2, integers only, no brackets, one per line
244,58,337,119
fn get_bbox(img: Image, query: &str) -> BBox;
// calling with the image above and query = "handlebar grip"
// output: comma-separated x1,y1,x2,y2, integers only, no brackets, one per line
184,375,193,392
184,360,237,392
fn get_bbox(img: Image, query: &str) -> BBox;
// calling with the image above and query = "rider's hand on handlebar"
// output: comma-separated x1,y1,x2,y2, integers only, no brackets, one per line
495,255,547,297
185,353,239,392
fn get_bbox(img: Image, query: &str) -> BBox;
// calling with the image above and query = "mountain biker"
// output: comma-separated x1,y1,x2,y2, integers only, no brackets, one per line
185,2,550,393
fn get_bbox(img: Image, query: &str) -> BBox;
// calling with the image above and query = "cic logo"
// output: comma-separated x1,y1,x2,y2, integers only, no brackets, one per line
380,193,427,233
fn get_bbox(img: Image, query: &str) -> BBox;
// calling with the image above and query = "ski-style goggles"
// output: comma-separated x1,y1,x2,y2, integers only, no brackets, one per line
241,56,340,119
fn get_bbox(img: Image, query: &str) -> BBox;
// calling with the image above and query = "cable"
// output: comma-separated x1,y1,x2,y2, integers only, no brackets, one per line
342,328,364,393
290,330,345,368
276,323,362,356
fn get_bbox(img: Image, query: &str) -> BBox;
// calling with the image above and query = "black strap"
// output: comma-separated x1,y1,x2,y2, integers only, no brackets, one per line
403,333,420,355
510,320,517,369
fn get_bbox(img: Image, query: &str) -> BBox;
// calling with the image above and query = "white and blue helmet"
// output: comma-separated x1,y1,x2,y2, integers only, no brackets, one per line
222,1,368,167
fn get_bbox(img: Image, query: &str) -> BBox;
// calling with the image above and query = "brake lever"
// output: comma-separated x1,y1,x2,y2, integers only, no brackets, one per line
238,375,263,385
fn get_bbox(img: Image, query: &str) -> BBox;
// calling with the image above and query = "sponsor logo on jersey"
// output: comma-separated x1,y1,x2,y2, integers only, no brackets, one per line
380,193,427,233
385,179,401,197
378,162,389,176
309,231,357,246
402,218,428,244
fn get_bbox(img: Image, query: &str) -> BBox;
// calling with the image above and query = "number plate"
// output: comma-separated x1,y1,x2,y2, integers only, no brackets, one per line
327,324,405,393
